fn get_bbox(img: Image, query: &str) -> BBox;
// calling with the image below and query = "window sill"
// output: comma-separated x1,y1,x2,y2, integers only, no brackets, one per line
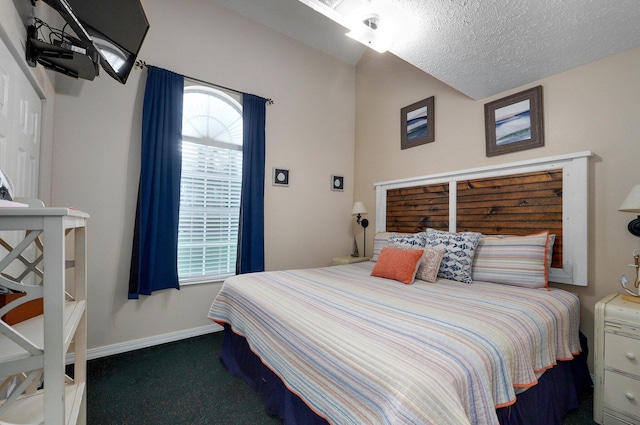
179,276,231,286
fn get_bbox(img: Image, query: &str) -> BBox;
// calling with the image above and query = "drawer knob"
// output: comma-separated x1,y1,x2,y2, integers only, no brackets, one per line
626,352,636,360
626,392,635,400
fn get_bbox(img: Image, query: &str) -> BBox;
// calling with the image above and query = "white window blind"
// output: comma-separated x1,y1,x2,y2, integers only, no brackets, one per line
178,85,242,284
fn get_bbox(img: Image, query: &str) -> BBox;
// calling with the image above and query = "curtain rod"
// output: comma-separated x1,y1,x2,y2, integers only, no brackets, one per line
134,60,274,105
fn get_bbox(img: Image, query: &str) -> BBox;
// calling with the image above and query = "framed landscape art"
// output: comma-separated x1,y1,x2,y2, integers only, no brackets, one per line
484,86,544,157
401,96,434,149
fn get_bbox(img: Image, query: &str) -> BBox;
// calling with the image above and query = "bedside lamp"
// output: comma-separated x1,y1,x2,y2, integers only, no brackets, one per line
351,202,369,257
618,185,640,298
619,185,640,236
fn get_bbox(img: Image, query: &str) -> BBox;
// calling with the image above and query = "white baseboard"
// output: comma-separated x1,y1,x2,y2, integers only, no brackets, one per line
66,323,223,364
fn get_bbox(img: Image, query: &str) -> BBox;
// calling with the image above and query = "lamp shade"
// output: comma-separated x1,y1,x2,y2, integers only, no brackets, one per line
619,185,640,213
351,201,368,216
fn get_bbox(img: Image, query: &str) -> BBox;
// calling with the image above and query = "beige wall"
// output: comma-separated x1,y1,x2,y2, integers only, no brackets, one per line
354,47,640,369
47,0,356,350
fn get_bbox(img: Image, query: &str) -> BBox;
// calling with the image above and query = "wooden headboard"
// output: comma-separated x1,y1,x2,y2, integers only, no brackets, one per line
374,152,592,286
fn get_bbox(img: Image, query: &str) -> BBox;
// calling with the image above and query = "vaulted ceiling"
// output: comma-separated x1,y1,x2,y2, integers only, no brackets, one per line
210,0,640,99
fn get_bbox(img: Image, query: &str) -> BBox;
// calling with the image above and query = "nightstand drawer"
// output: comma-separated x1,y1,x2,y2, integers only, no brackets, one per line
603,413,635,425
604,370,640,419
605,332,640,375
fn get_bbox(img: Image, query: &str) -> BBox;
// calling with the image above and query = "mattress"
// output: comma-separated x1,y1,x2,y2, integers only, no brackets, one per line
208,262,583,425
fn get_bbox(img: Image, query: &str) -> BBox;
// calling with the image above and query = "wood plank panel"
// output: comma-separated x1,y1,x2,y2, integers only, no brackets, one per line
385,170,563,268
386,183,449,232
458,170,562,268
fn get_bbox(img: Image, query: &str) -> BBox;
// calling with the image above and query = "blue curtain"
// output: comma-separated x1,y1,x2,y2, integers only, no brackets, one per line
128,66,184,299
236,94,267,274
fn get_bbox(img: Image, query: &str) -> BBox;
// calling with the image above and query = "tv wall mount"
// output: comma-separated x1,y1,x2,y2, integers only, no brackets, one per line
25,18,99,80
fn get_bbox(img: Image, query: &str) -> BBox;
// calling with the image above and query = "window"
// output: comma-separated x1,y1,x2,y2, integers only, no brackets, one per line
178,85,242,284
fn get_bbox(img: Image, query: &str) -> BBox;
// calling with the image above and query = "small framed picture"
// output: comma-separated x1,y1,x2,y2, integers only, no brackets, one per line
272,168,289,186
484,85,544,157
331,175,344,191
401,96,435,150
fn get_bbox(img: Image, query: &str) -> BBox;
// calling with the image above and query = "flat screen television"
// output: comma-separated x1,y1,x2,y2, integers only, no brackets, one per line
41,0,149,84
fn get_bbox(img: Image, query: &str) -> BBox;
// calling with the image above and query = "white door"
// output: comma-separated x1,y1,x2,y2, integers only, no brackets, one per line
0,35,43,285
0,35,41,199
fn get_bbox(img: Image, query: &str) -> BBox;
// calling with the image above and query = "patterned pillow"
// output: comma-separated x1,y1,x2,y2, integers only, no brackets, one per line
425,228,481,283
388,243,445,283
370,247,425,284
415,246,446,283
371,232,424,261
472,231,550,288
389,232,427,249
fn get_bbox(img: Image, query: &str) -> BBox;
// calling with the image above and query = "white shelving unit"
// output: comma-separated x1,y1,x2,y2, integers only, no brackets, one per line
0,207,89,425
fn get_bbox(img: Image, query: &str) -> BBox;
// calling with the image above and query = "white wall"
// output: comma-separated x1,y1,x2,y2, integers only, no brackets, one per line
48,0,356,350
354,47,640,370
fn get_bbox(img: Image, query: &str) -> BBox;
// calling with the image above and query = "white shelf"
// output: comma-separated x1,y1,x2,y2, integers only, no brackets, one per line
0,382,86,425
0,301,85,376
62,301,85,351
0,207,89,218
0,208,88,425
0,201,28,208
0,314,43,376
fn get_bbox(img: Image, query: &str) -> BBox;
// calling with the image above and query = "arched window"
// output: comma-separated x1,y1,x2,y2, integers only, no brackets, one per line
178,85,242,283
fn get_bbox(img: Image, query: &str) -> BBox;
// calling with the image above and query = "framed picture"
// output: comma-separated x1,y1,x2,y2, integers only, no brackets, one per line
331,175,344,191
401,96,434,150
484,86,544,157
272,168,289,186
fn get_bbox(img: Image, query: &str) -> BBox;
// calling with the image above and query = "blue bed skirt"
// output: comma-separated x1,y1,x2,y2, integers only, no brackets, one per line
220,324,592,425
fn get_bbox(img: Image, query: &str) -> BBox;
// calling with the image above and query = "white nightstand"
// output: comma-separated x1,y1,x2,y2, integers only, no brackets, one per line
594,293,640,424
331,256,370,266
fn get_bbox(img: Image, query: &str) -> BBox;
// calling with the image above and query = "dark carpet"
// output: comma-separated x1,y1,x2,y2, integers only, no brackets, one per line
86,332,596,425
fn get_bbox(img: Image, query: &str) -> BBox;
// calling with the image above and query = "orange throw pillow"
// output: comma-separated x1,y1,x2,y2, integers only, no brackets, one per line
370,247,425,284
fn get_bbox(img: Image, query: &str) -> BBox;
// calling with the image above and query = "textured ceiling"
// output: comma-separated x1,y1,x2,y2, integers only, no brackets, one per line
210,0,640,99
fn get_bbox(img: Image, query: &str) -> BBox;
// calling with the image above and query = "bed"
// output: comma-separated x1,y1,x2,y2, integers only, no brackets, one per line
208,152,593,425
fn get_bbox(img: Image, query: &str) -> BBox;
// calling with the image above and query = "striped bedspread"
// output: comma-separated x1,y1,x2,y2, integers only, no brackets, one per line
207,262,581,425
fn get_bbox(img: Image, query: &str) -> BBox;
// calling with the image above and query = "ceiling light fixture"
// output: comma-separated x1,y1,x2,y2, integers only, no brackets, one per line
362,13,378,30
299,0,393,53
346,13,391,53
